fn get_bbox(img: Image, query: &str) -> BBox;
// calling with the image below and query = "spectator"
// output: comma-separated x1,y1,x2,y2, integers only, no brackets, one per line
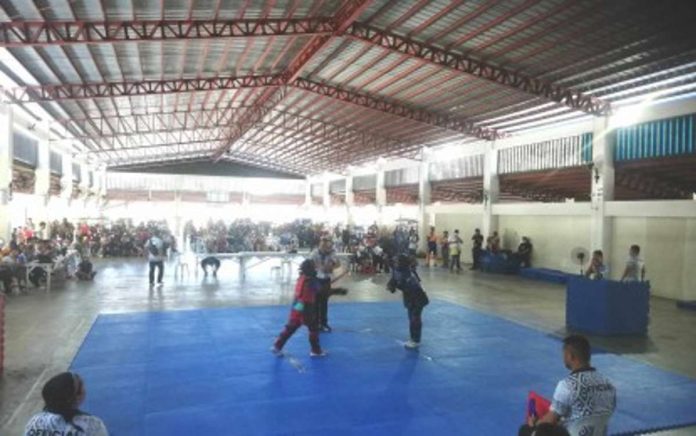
341,226,351,253
24,372,109,436
449,230,463,273
29,243,54,288
488,231,501,253
621,244,645,282
440,230,450,269
517,237,533,268
426,226,438,267
407,228,419,257
520,335,616,436
147,230,166,287
584,250,607,280
471,229,484,270
39,222,50,242
75,257,97,281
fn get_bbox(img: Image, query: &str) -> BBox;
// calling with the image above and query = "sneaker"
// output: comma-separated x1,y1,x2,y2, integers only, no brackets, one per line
320,325,332,333
404,340,420,350
270,346,283,356
310,350,328,358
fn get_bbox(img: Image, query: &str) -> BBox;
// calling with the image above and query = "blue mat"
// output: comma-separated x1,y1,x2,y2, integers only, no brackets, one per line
70,301,696,436
520,267,576,284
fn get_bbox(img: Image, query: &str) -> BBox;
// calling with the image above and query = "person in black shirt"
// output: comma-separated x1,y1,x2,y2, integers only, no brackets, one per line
201,256,221,277
517,237,533,268
387,254,430,349
471,229,484,270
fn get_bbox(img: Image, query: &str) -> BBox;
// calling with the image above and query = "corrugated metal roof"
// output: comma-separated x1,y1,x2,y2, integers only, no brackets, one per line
1,0,695,173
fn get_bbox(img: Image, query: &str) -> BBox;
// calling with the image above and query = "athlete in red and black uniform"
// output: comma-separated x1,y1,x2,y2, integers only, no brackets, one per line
272,259,328,357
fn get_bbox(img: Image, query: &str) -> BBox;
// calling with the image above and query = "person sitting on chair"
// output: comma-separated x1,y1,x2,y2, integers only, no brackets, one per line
24,372,109,436
584,250,607,280
520,335,616,436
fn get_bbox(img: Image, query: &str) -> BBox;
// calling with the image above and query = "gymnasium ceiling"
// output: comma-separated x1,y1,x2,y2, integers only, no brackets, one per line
1,0,695,176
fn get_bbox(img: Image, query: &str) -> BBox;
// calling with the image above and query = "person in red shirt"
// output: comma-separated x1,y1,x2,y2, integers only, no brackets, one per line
272,259,341,357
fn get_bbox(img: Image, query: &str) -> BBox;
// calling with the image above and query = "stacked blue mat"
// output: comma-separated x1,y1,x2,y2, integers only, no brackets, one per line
520,268,576,284
71,301,696,435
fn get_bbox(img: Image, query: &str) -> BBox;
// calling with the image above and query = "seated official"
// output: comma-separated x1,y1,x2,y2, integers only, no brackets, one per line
28,245,55,288
584,250,607,280
201,256,221,277
520,335,616,436
24,372,109,436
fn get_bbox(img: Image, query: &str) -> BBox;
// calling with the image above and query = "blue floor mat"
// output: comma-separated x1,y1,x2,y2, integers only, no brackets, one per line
70,301,696,436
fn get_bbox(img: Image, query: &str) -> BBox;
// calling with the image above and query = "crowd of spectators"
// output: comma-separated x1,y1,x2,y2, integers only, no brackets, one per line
0,218,175,293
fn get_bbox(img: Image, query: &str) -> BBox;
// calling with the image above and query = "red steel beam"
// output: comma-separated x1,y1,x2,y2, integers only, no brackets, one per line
1,75,282,102
0,18,336,47
211,0,374,160
292,78,500,140
345,23,612,116
52,107,249,134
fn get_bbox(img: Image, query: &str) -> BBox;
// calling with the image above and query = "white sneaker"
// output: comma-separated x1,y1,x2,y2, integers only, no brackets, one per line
310,350,328,358
270,346,283,357
404,340,420,350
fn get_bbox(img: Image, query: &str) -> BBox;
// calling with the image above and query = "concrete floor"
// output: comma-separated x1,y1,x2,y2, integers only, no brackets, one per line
1,257,695,435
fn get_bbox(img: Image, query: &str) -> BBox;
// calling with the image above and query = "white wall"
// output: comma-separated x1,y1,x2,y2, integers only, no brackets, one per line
611,217,696,300
498,215,591,272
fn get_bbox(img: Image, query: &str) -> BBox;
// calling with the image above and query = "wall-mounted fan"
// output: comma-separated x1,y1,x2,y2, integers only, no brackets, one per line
570,247,589,275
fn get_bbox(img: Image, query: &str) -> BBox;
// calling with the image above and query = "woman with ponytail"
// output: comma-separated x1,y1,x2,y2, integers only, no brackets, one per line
24,372,108,435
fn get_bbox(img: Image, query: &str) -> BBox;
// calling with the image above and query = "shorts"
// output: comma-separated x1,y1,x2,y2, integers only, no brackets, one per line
427,241,437,254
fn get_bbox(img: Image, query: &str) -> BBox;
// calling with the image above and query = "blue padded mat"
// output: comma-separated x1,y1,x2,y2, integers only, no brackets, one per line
519,267,575,284
70,301,696,436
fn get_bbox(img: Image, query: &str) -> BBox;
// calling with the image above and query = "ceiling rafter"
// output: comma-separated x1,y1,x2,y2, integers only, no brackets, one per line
292,78,500,140
53,108,247,139
0,18,335,47
345,22,612,116
1,75,282,102
210,0,375,160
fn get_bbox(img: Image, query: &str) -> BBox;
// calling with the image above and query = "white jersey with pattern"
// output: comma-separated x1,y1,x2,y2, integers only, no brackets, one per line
551,368,616,436
25,411,109,436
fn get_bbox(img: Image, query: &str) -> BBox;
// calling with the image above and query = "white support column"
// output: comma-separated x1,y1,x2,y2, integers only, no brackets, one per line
482,141,500,238
345,174,355,226
376,164,387,225
417,152,432,253
0,104,13,241
99,168,107,198
590,116,615,261
174,190,183,246
34,127,51,211
322,175,330,214
60,152,73,201
304,178,312,208
79,164,90,198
